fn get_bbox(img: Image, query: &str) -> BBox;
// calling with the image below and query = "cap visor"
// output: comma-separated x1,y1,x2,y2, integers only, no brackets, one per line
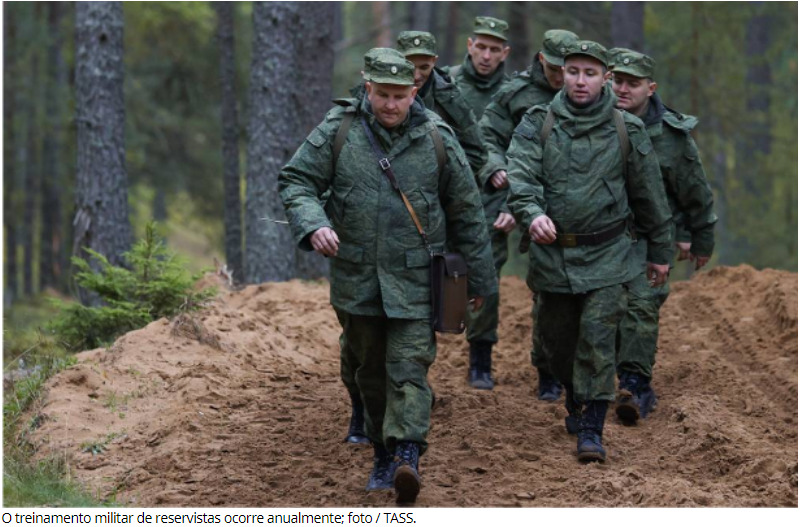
402,48,437,57
610,65,647,78
364,74,415,86
474,29,507,41
540,50,564,66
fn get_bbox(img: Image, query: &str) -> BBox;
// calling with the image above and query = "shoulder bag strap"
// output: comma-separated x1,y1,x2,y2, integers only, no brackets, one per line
613,109,630,178
332,112,355,168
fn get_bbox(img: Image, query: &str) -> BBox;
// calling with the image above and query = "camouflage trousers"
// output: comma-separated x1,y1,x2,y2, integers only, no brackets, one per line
529,294,548,371
335,309,436,453
465,227,508,344
616,252,670,381
537,285,626,402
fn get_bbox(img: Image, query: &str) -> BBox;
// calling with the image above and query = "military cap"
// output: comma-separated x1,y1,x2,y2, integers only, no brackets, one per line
397,31,437,57
473,16,509,41
564,40,608,67
540,29,580,66
610,49,656,79
607,47,635,69
363,48,415,86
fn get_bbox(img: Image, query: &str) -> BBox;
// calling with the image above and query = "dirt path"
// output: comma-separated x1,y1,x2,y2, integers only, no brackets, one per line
25,266,797,507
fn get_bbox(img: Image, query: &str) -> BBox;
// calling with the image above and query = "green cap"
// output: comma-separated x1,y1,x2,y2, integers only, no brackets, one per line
473,16,509,41
565,40,608,67
607,47,635,69
363,48,415,86
610,49,655,78
540,29,579,66
397,31,437,57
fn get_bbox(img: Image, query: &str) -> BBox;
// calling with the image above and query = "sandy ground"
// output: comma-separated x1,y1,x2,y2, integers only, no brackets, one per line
21,265,797,507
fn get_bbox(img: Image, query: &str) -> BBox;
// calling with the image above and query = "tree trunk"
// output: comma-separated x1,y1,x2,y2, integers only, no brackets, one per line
41,1,66,292
610,1,645,51
214,1,243,284
507,2,530,73
372,1,392,48
245,2,300,283
3,4,18,305
439,2,460,66
292,2,336,280
74,1,131,305
408,2,436,33
23,4,42,297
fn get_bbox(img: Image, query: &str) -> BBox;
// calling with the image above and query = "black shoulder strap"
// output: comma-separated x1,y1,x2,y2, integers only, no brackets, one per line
613,109,630,178
332,112,355,168
540,107,555,144
428,124,446,176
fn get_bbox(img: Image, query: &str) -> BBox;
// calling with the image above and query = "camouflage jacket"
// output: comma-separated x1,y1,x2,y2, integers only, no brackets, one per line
446,54,509,120
279,97,498,319
641,94,717,257
418,68,487,178
506,87,674,294
479,59,559,187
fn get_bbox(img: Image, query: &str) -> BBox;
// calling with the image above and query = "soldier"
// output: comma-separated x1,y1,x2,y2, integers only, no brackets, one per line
396,31,487,179
279,49,497,503
479,29,579,400
506,41,674,462
609,49,717,424
446,16,511,120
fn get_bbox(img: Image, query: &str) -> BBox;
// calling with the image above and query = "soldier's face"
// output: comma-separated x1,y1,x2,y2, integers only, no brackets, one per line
366,82,419,129
467,35,510,76
407,55,438,89
564,56,606,106
612,72,657,117
539,54,565,90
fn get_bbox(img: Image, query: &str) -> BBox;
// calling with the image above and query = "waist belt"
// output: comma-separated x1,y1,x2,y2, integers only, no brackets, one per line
556,220,627,248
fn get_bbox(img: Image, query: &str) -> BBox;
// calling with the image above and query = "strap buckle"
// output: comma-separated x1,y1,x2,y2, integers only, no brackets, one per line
379,158,391,171
559,233,577,248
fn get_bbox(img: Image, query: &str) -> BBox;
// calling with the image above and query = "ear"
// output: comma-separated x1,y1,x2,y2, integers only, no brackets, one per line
501,46,511,61
538,52,545,66
365,82,373,96
432,55,439,66
467,37,474,51
604,70,612,81
648,81,658,96
410,85,419,98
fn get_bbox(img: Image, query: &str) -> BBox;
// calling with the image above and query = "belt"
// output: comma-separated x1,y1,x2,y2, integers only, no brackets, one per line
556,220,628,248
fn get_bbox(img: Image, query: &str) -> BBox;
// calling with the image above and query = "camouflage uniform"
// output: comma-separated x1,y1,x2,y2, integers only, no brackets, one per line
279,55,497,454
611,51,717,384
505,47,674,405
479,29,578,383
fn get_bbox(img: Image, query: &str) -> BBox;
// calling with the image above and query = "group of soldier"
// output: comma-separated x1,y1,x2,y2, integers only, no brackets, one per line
279,15,717,505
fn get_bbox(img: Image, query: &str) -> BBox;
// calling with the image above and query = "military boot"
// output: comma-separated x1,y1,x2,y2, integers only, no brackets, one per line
365,443,394,491
393,441,421,504
577,400,608,463
344,392,370,445
616,371,657,424
468,341,494,390
564,385,581,435
537,369,563,401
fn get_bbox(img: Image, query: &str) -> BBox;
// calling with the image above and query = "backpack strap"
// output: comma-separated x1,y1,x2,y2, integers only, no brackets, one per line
540,107,556,144
332,112,355,168
613,109,630,178
428,124,446,176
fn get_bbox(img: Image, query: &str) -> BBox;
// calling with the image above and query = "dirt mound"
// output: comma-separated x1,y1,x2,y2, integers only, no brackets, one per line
24,266,797,507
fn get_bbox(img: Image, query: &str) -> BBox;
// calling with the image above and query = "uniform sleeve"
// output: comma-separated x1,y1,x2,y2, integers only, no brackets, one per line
506,111,547,231
478,97,516,186
436,126,498,299
452,107,488,180
278,119,337,252
674,135,717,256
625,125,675,265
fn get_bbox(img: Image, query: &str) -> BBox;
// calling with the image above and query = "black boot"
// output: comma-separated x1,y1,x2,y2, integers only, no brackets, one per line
344,392,370,445
393,441,421,504
577,400,608,463
365,443,394,491
537,369,563,401
468,341,494,390
616,371,656,424
564,384,581,435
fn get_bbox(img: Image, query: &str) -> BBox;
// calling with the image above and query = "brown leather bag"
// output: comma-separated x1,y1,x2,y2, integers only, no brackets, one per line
430,252,468,333
359,118,468,334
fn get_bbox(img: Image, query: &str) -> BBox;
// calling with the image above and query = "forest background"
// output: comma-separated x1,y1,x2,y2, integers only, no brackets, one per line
2,0,797,308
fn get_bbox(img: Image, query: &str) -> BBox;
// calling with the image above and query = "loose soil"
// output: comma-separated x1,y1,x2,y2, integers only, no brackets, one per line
21,265,798,507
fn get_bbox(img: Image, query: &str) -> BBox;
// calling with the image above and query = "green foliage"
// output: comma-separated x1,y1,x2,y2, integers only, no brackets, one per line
49,222,216,350
2,454,107,507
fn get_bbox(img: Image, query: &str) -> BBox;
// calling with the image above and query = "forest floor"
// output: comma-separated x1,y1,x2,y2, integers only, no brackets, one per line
23,265,797,507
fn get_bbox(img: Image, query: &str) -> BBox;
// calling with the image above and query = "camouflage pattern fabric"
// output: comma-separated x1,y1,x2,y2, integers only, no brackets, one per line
537,285,627,402
448,54,509,120
464,226,508,344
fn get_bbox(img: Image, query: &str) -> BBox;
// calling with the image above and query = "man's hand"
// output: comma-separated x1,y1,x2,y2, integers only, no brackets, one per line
493,212,516,233
646,262,670,287
489,170,509,190
469,296,484,311
676,242,691,261
310,227,339,257
529,215,557,244
690,253,710,271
